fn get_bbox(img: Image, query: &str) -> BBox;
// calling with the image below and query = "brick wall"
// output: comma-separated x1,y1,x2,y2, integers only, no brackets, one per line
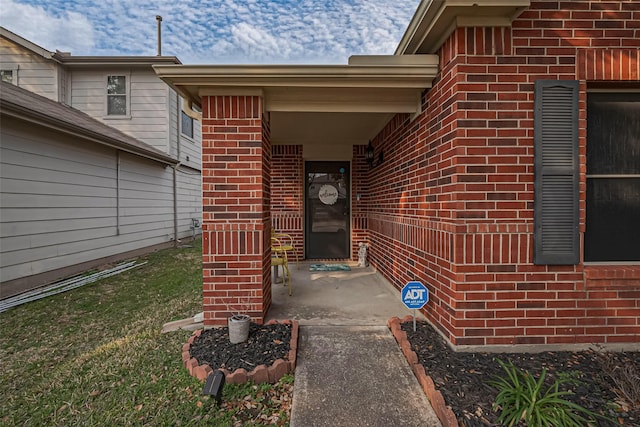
270,145,304,258
201,95,271,326
368,0,640,347
351,144,369,260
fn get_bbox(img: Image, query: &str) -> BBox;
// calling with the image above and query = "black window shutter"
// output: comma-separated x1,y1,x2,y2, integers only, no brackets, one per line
534,80,580,265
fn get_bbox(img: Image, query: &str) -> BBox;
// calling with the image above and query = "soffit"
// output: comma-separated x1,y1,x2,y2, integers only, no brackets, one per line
270,111,393,147
396,0,530,55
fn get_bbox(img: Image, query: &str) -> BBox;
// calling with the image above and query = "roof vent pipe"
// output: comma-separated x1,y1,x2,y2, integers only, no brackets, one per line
156,15,162,56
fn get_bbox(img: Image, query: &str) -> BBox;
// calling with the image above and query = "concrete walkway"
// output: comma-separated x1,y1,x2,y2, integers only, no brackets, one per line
290,325,441,427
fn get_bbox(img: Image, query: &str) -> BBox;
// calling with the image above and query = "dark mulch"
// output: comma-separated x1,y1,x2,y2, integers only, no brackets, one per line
189,322,291,372
402,321,640,427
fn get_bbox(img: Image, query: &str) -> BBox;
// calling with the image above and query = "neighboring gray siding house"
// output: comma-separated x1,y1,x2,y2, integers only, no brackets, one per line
0,28,202,298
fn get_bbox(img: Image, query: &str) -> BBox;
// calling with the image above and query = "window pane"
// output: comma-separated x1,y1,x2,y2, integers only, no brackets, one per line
181,111,193,138
107,76,126,95
587,93,640,174
585,178,640,262
107,75,126,115
1,70,13,83
108,95,126,115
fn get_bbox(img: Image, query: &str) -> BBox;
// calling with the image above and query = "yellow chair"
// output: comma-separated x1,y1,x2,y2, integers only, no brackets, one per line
271,236,292,296
271,231,299,269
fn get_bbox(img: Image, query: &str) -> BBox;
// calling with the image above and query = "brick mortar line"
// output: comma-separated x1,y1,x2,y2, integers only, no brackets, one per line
182,319,299,385
388,316,460,427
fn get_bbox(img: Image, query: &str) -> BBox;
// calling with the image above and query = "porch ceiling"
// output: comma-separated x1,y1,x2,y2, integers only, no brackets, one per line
153,55,438,151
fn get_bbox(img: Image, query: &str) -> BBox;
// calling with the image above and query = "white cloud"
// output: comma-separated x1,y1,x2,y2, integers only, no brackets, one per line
2,0,420,64
0,0,95,53
208,22,304,63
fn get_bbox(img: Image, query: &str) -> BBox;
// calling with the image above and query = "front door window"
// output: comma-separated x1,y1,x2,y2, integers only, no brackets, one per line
305,161,350,259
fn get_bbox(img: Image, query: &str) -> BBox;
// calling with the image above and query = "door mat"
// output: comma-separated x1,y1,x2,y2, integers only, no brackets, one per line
309,264,351,272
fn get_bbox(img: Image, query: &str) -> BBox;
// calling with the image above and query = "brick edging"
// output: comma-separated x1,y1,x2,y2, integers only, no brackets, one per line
388,316,459,427
182,319,299,385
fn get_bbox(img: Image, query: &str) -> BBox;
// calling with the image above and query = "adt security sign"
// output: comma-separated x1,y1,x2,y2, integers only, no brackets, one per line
401,281,429,310
402,281,428,331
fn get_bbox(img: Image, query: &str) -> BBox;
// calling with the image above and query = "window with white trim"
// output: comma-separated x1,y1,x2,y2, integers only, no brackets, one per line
585,92,640,262
106,75,127,115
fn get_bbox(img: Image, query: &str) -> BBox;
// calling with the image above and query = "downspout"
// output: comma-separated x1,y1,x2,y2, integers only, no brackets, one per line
173,92,181,247
157,14,177,247
173,164,178,247
176,92,181,160
116,150,121,235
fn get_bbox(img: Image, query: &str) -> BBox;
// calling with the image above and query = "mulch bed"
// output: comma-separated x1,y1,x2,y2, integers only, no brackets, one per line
189,322,291,372
402,320,640,427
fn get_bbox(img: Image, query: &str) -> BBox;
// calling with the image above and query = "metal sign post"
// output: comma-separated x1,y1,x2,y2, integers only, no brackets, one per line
401,281,429,332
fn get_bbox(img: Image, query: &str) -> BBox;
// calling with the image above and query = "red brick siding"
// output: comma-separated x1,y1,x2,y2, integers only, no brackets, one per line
366,51,462,338
201,95,271,326
270,145,304,258
351,145,369,260
368,0,640,346
585,266,640,289
577,48,640,80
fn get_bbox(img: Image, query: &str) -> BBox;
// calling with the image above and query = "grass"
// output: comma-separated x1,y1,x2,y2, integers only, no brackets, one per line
0,241,292,426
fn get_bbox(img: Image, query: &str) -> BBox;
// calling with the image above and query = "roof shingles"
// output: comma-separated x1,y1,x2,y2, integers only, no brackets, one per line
0,81,177,165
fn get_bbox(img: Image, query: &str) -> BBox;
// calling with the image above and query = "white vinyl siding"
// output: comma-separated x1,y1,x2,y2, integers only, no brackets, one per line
70,69,171,152
0,37,202,289
176,167,202,237
118,157,173,237
0,37,60,101
0,119,199,285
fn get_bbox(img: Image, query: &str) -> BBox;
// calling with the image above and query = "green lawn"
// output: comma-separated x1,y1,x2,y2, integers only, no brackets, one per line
0,241,291,426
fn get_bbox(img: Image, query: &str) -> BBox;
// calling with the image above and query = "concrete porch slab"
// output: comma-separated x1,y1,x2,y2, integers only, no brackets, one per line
266,263,424,326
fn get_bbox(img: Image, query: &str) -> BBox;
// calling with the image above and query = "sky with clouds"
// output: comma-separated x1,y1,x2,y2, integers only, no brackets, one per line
1,0,421,64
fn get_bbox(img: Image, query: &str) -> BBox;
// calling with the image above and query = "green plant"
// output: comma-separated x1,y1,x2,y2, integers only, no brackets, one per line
279,373,295,385
488,359,610,427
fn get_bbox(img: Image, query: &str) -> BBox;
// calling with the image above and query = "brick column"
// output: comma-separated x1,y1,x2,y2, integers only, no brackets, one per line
201,95,271,326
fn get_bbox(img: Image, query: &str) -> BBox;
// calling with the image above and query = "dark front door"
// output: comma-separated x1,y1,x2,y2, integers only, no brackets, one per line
305,161,350,259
